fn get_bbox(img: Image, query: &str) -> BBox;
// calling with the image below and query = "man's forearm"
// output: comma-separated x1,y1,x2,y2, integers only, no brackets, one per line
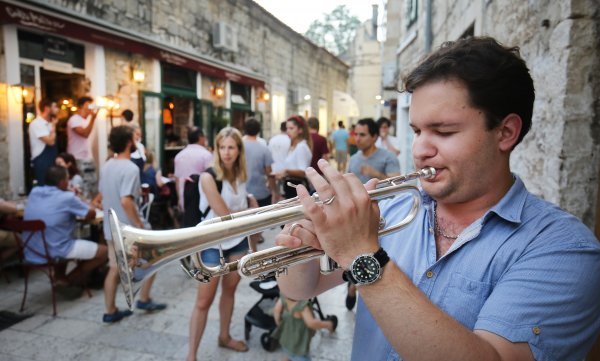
121,197,143,228
277,259,343,301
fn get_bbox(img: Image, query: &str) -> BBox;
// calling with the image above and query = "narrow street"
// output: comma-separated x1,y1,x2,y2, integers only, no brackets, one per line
0,227,355,361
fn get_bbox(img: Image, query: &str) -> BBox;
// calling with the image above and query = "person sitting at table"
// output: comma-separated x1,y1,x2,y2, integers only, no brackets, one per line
0,199,20,262
56,152,84,196
23,166,107,287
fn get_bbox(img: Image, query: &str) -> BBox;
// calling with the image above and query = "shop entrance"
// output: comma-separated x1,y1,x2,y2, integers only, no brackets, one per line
18,63,85,191
161,93,201,174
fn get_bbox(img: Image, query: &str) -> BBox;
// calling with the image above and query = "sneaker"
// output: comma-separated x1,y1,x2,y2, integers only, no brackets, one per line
136,299,167,312
102,309,133,323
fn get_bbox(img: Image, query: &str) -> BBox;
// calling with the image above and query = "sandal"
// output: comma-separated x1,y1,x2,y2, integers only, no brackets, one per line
218,337,249,352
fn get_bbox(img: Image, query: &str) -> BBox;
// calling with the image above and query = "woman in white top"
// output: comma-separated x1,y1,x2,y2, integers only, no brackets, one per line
275,115,313,199
187,127,257,360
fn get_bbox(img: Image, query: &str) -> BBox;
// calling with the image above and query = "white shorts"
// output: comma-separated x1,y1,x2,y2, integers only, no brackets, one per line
65,240,98,260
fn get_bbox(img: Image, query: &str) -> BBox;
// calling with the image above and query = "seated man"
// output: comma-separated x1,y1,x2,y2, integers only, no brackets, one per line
23,166,107,286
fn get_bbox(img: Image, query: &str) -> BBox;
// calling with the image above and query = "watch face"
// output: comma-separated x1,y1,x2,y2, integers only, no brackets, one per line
351,255,381,284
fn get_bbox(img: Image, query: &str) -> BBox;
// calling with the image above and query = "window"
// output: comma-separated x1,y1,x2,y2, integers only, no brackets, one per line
161,63,196,90
18,30,84,68
405,0,418,28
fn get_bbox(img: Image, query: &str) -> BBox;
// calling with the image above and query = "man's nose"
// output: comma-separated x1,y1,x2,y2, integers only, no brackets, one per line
412,134,436,161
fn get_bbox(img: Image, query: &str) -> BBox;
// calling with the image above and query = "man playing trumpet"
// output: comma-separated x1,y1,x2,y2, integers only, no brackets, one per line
276,37,600,360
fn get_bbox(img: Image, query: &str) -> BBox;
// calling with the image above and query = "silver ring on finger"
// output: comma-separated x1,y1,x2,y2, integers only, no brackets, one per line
321,195,335,205
288,222,303,237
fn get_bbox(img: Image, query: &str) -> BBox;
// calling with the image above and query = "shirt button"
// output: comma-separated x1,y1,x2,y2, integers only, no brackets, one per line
532,326,541,335
426,271,434,278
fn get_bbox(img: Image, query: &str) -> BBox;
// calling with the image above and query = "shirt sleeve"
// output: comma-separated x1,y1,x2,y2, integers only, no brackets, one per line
264,147,274,167
119,166,141,199
68,193,91,218
385,153,400,174
475,237,600,360
300,143,312,168
319,137,329,154
68,116,83,129
30,120,50,139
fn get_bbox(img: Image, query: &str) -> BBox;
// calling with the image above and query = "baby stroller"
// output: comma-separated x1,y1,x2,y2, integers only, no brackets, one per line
244,276,338,351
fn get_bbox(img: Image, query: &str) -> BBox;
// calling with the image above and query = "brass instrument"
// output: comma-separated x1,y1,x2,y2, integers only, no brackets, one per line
109,167,435,308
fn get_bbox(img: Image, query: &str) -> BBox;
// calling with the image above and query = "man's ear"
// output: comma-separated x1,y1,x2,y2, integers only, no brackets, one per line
497,113,522,152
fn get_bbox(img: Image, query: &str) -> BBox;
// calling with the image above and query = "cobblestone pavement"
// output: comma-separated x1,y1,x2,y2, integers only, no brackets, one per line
0,227,355,361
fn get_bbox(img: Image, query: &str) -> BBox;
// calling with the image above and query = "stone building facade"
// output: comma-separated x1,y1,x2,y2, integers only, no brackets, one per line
382,0,599,232
347,17,383,122
0,0,349,198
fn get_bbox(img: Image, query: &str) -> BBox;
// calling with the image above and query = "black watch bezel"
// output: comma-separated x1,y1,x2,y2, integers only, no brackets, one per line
343,247,389,286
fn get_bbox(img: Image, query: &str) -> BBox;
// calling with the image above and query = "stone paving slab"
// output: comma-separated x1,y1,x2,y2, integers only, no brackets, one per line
0,228,355,360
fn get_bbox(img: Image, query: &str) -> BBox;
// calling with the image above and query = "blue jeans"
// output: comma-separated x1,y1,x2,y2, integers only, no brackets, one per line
200,238,249,266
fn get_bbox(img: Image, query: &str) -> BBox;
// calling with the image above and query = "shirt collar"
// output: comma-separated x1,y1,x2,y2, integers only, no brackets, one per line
421,173,527,225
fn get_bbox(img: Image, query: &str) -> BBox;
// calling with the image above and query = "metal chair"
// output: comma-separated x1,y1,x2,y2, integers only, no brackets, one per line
139,193,155,222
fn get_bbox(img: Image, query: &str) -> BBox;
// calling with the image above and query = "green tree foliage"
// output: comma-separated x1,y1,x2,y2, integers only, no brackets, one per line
304,5,361,56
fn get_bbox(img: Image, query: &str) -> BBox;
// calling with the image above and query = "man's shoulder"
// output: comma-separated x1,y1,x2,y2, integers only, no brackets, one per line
375,148,397,160
68,114,83,124
522,192,598,246
104,158,137,172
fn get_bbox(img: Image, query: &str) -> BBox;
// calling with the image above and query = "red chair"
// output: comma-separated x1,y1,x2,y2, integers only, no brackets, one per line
3,219,69,316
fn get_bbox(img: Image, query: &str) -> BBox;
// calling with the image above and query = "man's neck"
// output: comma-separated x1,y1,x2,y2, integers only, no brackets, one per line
40,112,51,122
361,145,377,157
437,169,514,227
115,151,131,160
245,135,258,141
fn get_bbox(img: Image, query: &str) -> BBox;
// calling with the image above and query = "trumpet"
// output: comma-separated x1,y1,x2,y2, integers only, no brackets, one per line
109,167,435,308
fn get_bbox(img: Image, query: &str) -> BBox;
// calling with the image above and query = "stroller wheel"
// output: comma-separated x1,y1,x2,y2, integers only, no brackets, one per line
326,315,338,332
260,332,279,352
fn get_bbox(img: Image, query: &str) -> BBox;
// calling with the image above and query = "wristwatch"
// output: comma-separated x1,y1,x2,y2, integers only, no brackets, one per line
342,247,390,286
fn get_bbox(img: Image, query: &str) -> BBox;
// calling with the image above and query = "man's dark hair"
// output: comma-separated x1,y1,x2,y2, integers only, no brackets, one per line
244,118,261,136
77,96,94,107
403,37,534,147
357,118,378,137
121,109,134,122
280,121,287,132
337,120,344,128
109,125,134,153
45,165,68,187
38,98,55,112
187,127,205,144
376,117,391,129
307,117,320,130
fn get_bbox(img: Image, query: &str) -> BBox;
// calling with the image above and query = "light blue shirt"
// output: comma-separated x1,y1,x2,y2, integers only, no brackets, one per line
348,148,400,184
331,129,349,151
244,139,274,200
352,176,600,361
23,186,89,263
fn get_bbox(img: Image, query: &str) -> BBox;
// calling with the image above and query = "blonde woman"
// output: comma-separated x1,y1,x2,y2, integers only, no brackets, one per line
275,115,314,199
186,127,257,360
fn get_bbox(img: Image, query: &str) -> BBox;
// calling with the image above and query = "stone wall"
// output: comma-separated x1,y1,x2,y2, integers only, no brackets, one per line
393,0,599,228
0,26,10,198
